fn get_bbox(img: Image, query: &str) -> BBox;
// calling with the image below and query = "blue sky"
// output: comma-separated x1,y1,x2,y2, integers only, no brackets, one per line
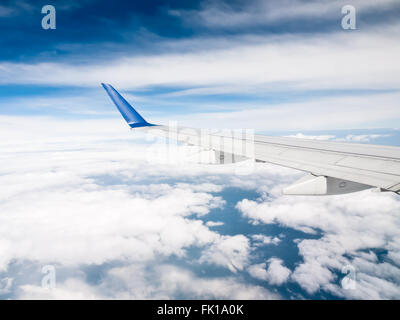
0,0,399,131
1,0,398,63
1,0,400,300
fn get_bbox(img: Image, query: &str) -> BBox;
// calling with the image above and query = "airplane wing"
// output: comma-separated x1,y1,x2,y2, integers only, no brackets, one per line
102,83,400,196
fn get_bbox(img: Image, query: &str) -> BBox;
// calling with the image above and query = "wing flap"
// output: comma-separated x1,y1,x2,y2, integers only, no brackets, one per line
335,157,400,176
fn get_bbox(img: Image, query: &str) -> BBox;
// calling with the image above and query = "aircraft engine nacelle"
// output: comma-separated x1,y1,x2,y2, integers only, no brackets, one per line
283,174,372,195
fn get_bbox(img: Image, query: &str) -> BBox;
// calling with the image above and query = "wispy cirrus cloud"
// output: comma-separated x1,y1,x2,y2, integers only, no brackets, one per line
1,25,400,130
0,5,14,17
285,133,394,143
2,28,399,91
172,91,400,130
338,134,393,142
172,0,400,29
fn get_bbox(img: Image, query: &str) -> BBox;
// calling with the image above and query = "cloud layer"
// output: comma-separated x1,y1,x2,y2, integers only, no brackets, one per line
2,28,399,92
0,116,287,299
1,116,399,299
237,186,400,299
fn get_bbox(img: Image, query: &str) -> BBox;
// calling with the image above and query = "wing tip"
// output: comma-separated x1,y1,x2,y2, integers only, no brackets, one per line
101,83,157,128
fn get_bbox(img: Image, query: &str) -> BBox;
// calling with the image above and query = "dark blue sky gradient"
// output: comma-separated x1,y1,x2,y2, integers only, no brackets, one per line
1,0,399,62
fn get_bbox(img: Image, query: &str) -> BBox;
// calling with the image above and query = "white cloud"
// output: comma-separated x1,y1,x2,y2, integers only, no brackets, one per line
285,133,394,144
251,234,281,246
2,22,400,130
237,188,400,298
206,221,224,227
149,265,279,299
17,279,106,300
199,235,251,273
0,277,13,295
266,258,291,285
338,134,393,142
286,133,394,143
285,133,336,141
0,169,224,269
291,261,336,294
0,116,231,272
0,115,287,299
17,264,279,299
1,26,399,95
248,258,291,285
175,0,399,29
1,115,399,299
247,263,269,281
176,182,224,193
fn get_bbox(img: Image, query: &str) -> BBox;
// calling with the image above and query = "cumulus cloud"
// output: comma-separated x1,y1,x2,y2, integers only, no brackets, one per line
248,258,291,286
0,115,285,299
206,221,224,227
0,145,224,269
0,124,230,270
1,115,399,299
18,279,106,300
237,188,400,299
251,234,281,246
17,264,279,299
265,258,292,286
199,235,251,273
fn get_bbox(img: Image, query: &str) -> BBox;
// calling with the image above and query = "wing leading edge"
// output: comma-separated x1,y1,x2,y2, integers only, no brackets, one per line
102,83,400,196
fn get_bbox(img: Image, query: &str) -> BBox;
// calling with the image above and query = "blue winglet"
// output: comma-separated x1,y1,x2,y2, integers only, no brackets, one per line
101,83,156,128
